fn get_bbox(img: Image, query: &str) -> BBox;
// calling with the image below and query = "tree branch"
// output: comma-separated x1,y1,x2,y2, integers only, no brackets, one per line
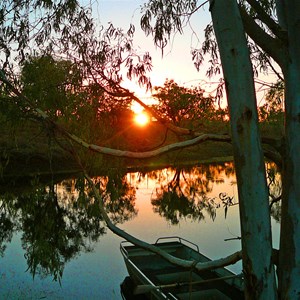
84,172,242,272
239,5,288,71
245,0,287,41
86,134,230,158
0,70,283,165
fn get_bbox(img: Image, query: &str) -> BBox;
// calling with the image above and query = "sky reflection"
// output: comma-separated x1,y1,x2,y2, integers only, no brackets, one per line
0,162,281,299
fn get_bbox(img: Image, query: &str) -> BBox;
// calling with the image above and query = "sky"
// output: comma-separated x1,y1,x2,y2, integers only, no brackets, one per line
93,0,214,109
86,0,279,111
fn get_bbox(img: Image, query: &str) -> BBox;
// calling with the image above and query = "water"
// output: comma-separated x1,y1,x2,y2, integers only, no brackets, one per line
0,162,281,299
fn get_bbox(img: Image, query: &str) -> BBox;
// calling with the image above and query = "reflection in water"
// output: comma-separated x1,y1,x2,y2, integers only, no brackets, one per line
0,172,137,282
0,161,282,289
0,194,15,257
150,163,237,224
97,170,137,224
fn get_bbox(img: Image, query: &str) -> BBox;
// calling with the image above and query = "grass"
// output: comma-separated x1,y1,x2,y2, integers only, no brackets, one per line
0,117,282,179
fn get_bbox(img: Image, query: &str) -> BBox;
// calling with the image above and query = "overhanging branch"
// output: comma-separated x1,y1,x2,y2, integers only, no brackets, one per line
0,70,282,164
245,0,287,41
84,172,242,272
239,5,288,71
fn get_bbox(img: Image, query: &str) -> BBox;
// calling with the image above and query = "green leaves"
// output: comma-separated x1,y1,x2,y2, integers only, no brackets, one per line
140,0,197,50
21,55,84,119
1,0,91,66
152,79,215,125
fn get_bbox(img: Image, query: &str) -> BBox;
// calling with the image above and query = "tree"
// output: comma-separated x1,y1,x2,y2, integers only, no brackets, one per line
1,0,300,298
0,0,152,115
152,79,215,126
210,2,277,298
21,55,85,119
259,80,284,123
19,54,137,145
140,0,300,298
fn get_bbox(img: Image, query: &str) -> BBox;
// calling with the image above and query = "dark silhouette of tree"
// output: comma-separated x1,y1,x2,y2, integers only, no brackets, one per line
152,79,216,127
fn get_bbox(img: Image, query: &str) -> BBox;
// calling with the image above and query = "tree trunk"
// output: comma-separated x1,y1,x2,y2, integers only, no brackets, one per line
278,1,300,298
209,0,277,298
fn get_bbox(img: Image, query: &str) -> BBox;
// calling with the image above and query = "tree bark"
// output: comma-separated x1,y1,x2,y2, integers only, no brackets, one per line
277,1,300,298
209,0,277,298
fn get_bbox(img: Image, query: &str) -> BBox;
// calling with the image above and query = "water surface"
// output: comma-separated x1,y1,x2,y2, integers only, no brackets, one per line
0,162,281,299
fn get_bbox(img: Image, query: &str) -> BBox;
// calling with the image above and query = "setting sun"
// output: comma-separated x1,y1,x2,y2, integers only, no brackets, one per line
134,112,149,126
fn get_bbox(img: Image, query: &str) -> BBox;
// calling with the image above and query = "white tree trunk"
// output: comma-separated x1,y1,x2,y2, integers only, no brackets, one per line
209,0,277,298
278,1,300,298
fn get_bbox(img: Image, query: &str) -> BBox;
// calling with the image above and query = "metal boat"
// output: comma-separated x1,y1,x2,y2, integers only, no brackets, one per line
120,236,244,299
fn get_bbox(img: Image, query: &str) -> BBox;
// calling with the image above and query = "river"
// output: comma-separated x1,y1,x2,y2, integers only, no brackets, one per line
0,161,281,299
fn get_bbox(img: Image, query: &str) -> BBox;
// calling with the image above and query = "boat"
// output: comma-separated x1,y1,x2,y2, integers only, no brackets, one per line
120,236,244,299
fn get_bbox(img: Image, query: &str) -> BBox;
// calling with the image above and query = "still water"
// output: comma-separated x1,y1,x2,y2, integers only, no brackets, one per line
0,162,281,299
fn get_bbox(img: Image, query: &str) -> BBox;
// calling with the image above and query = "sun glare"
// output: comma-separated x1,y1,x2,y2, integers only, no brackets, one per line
134,112,149,126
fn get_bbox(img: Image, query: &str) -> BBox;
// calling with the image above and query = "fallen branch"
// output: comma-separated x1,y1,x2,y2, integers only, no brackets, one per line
84,172,243,272
0,71,282,163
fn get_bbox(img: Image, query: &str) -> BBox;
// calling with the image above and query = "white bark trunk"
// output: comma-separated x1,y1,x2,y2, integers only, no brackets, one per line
209,0,277,298
278,1,300,298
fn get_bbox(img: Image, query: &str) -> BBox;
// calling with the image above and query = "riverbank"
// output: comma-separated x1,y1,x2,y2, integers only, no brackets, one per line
0,116,281,181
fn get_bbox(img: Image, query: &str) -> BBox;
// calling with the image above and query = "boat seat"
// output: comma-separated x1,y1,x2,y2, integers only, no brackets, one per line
155,271,202,285
175,289,231,300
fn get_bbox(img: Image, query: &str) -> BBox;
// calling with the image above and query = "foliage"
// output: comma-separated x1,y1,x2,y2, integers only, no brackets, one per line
0,75,31,124
1,0,85,62
152,79,216,126
141,1,283,82
259,80,284,123
141,1,222,77
1,0,152,104
141,0,198,49
21,55,85,119
18,54,139,149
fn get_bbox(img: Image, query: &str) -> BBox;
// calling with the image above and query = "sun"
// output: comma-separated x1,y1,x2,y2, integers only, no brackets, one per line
134,112,149,126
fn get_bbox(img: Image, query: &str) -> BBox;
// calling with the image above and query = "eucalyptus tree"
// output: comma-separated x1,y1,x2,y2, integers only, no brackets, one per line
1,0,300,298
21,55,85,120
0,0,152,108
140,0,300,298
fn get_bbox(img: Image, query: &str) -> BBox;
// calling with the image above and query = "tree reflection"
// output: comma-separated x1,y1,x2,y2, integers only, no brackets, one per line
0,194,17,257
14,183,105,282
97,170,137,224
0,162,282,283
151,163,236,224
0,171,137,282
150,162,282,225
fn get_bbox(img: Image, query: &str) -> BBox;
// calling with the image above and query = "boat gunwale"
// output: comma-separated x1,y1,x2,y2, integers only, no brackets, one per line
120,236,244,299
